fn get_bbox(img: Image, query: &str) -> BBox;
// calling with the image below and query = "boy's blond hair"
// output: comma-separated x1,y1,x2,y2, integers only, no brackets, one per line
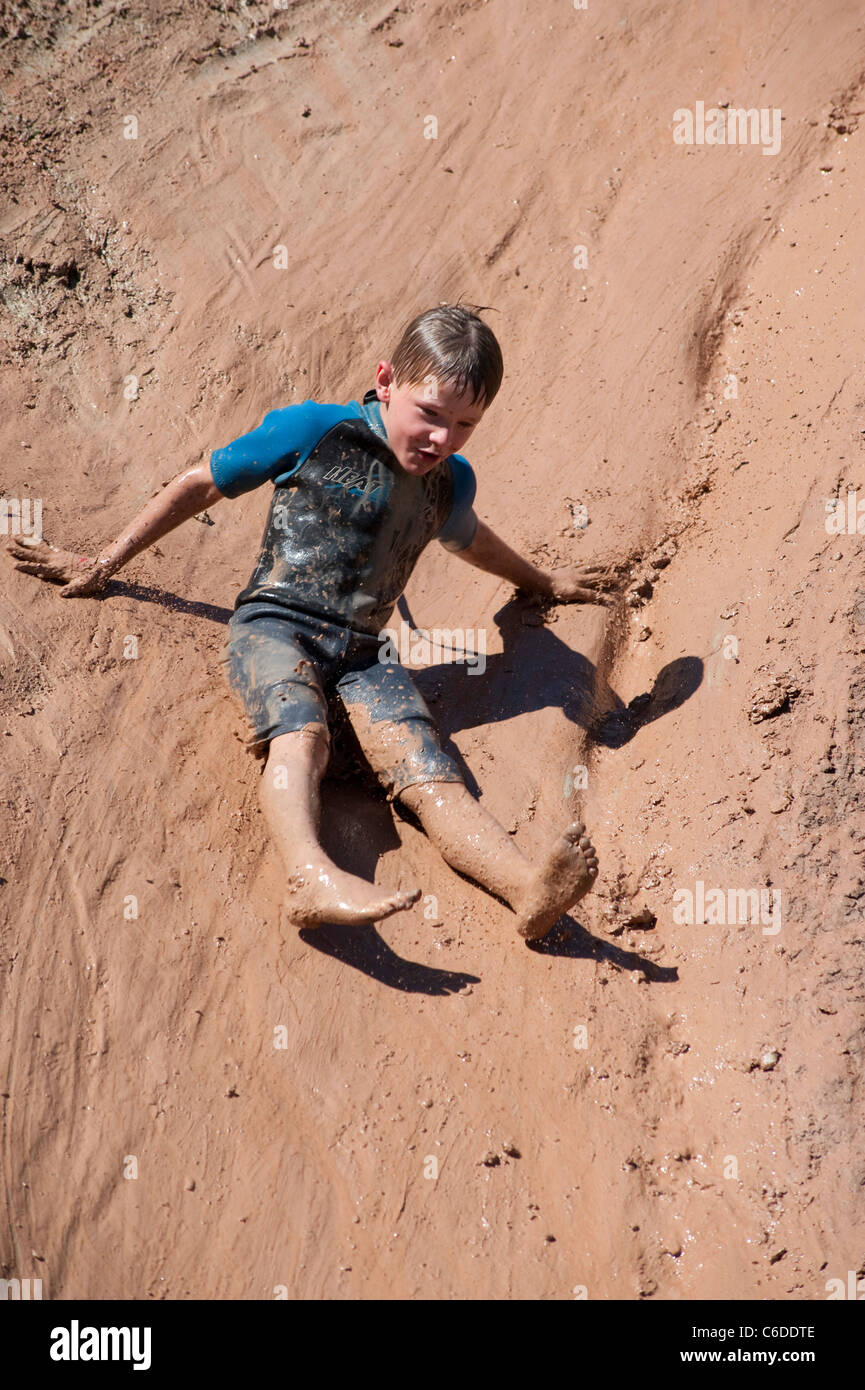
390,302,503,407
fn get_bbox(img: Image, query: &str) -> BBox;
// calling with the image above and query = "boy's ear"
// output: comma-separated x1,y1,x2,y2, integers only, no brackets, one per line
374,360,395,401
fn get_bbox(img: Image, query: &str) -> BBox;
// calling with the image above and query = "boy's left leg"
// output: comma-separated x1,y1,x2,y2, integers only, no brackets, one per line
398,782,597,941
338,660,598,941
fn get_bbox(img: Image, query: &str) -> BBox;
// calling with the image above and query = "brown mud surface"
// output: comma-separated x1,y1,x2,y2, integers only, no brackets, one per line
1,0,864,1299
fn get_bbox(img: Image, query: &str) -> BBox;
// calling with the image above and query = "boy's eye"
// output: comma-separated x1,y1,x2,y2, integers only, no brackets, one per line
419,405,476,430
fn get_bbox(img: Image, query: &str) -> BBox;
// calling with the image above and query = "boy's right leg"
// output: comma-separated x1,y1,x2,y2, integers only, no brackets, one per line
259,723,420,928
223,604,419,929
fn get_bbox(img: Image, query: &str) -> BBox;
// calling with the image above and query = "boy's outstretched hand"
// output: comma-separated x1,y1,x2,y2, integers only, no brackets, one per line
6,536,111,597
546,562,620,606
456,518,624,607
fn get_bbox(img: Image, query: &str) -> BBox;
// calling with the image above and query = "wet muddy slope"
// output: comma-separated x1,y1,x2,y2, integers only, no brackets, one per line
1,0,863,1298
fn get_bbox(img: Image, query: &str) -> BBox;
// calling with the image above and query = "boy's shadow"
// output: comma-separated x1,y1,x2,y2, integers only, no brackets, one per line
527,916,678,983
401,595,703,793
95,578,234,625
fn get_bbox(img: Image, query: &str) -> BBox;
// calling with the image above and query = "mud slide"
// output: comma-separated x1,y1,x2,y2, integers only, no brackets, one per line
1,0,863,1300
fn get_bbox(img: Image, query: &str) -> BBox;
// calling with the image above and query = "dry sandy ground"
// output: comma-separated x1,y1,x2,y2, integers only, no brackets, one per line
1,0,864,1300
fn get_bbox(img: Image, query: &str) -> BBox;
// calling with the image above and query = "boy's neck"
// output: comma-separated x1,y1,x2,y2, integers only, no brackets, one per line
360,389,389,445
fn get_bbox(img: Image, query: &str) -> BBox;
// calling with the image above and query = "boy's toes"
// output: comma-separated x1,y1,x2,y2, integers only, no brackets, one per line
578,837,599,880
373,886,422,922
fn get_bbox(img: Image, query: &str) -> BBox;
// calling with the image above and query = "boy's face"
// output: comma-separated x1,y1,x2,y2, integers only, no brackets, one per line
374,360,487,475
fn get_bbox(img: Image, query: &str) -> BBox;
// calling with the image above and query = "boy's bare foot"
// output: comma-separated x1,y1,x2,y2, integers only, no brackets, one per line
286,859,421,928
514,822,599,941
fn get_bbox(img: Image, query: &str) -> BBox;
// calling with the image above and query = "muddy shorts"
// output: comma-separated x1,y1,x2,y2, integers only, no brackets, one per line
223,599,464,800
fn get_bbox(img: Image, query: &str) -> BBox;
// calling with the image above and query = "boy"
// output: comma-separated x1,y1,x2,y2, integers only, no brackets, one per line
8,304,610,941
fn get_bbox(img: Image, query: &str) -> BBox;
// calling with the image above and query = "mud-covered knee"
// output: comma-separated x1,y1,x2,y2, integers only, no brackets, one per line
268,722,330,762
398,778,465,812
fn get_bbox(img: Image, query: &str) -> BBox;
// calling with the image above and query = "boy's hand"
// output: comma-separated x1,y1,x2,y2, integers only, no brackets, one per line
6,536,112,597
547,562,620,606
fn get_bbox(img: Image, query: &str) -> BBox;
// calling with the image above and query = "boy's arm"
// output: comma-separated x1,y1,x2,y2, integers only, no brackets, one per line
452,518,614,605
6,462,226,597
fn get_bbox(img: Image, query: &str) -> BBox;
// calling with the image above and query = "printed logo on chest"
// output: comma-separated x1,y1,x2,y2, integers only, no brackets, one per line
321,464,384,497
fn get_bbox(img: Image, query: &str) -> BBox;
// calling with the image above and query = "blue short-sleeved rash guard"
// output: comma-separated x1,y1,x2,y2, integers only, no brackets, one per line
209,390,479,634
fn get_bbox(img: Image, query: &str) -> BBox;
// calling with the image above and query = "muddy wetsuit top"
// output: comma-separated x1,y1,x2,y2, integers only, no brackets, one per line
211,389,478,796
